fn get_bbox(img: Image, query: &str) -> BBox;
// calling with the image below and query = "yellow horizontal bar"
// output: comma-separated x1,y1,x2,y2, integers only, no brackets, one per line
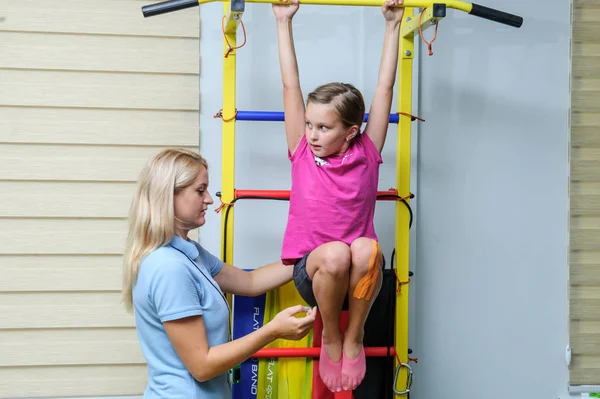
401,6,444,37
198,0,473,13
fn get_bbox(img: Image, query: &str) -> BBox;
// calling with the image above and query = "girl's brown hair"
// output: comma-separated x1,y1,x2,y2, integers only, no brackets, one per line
307,82,365,129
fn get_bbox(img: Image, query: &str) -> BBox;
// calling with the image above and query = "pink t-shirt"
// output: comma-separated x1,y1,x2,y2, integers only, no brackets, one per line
281,133,383,264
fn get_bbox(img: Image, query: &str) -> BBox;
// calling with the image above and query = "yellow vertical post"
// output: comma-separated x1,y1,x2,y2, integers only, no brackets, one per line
221,3,240,267
394,6,414,397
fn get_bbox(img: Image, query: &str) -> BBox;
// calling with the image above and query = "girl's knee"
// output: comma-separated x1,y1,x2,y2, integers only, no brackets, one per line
320,241,351,276
350,238,380,273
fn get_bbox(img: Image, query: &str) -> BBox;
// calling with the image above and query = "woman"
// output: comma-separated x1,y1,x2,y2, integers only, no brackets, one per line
122,148,316,398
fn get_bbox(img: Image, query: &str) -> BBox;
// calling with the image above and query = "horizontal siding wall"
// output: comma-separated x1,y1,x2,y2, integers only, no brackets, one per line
570,0,600,387
0,0,200,397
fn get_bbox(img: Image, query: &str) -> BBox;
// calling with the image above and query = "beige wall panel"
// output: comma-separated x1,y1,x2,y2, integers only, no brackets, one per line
571,263,600,285
571,298,600,320
0,107,199,146
571,356,600,385
0,144,194,182
572,147,600,162
572,369,600,386
573,43,600,57
571,231,600,251
571,193,600,215
572,320,600,333
573,7,600,22
572,112,600,127
0,327,138,343
572,126,600,147
0,364,147,398
572,91,600,113
574,0,600,7
571,354,600,369
572,78,600,115
1,0,199,38
571,333,600,355
573,78,600,91
0,255,122,291
572,285,600,300
572,57,600,78
0,70,199,110
572,182,600,195
0,0,201,394
0,291,122,306
0,292,134,329
573,5,600,41
571,250,600,264
1,31,199,74
572,160,600,181
571,110,600,147
571,216,600,229
0,328,143,366
573,23,599,43
572,163,600,182
0,181,136,218
0,219,127,255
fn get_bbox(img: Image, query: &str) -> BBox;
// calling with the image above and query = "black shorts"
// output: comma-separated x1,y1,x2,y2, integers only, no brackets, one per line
292,251,386,308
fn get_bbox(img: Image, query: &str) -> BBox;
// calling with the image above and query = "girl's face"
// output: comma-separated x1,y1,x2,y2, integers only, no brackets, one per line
174,166,213,235
305,102,358,158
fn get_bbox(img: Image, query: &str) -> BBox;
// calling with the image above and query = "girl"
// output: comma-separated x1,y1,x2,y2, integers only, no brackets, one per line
122,148,317,398
272,0,404,392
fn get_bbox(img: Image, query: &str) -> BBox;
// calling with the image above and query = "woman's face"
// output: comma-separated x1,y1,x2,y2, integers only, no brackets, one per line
174,166,213,233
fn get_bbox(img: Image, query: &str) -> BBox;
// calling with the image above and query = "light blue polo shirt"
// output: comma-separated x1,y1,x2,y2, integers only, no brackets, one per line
133,235,230,399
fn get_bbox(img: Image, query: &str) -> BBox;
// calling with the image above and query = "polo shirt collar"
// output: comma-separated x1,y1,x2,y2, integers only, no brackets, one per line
169,235,199,260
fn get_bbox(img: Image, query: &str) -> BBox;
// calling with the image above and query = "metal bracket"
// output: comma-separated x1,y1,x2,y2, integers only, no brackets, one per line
224,0,245,34
400,8,414,59
401,3,446,38
231,0,245,13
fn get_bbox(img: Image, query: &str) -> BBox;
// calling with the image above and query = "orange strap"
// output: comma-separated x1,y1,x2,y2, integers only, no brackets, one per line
395,352,419,364
397,193,414,202
221,15,247,58
418,7,439,56
213,108,238,122
353,240,382,300
393,269,411,294
214,197,230,213
397,112,425,122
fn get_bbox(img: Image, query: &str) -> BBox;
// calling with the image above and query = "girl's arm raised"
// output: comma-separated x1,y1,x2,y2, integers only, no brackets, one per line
273,0,305,155
365,0,404,154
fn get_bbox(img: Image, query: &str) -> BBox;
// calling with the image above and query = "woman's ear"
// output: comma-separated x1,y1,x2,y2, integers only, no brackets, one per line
345,125,360,142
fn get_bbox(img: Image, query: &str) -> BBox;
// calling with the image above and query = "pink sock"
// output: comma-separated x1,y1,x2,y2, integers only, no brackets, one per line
341,345,366,391
319,343,343,392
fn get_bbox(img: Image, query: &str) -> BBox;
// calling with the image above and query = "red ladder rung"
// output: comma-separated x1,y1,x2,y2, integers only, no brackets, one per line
235,189,400,200
252,346,396,358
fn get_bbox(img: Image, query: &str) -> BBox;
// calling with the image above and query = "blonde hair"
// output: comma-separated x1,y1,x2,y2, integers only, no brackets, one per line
122,148,208,313
307,82,365,129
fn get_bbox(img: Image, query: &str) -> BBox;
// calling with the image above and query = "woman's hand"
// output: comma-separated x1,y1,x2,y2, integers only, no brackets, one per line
382,0,405,25
269,305,317,340
272,0,300,22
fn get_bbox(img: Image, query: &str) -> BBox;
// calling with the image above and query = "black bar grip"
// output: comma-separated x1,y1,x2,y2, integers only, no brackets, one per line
469,3,523,28
142,0,199,17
